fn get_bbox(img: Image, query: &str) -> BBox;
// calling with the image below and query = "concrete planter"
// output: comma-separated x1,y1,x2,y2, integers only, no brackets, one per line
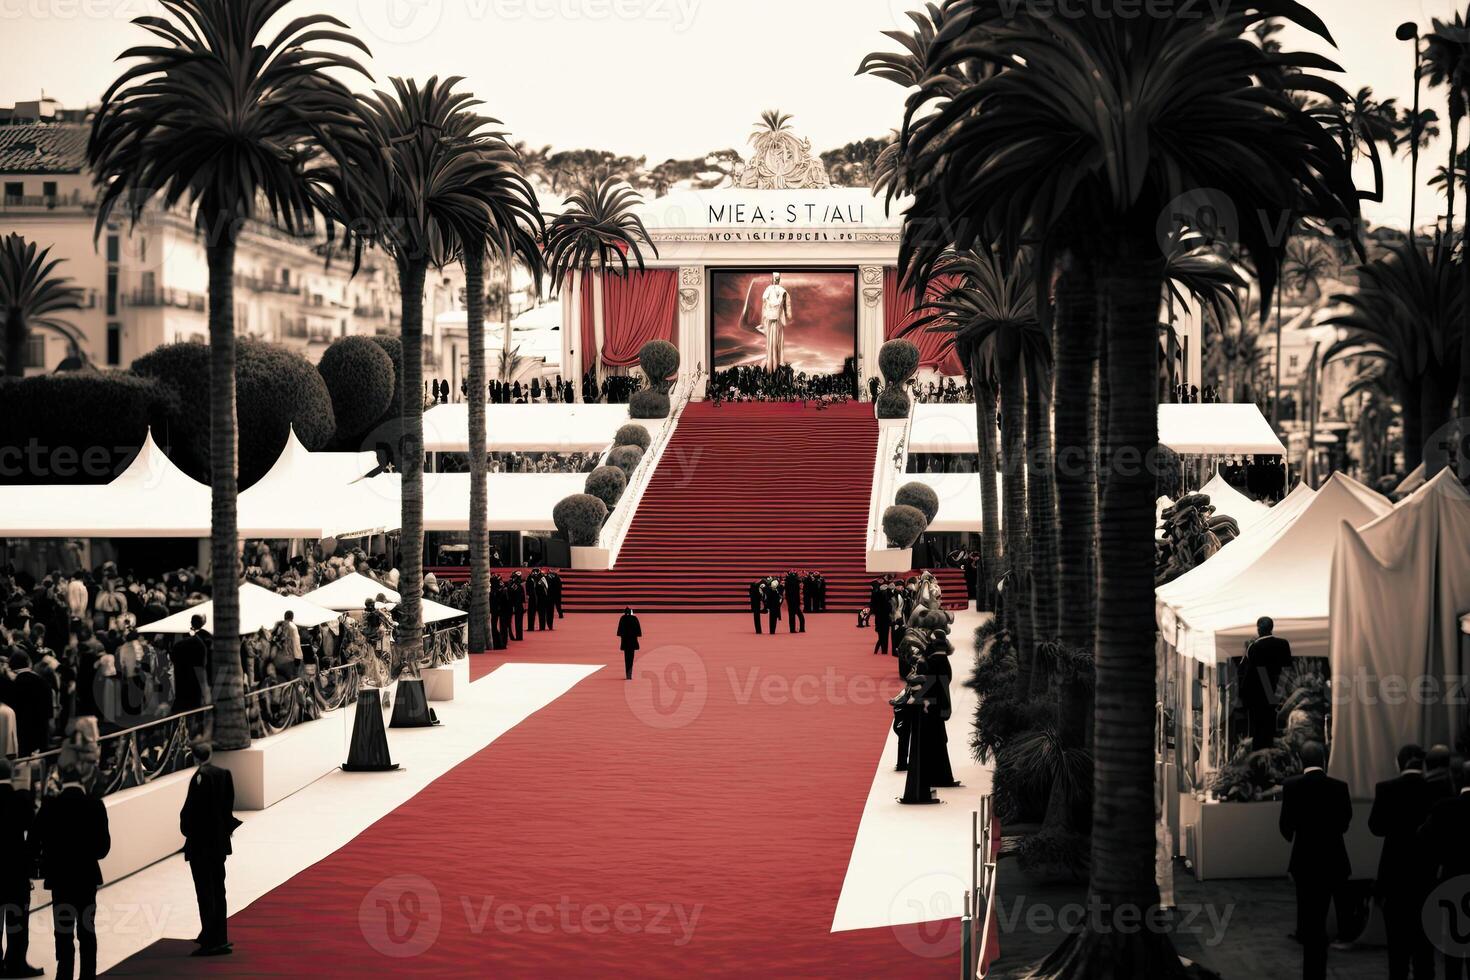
867,547,914,574
570,545,611,570
876,415,908,430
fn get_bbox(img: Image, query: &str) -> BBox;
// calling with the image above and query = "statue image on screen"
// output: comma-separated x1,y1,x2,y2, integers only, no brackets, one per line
710,269,855,375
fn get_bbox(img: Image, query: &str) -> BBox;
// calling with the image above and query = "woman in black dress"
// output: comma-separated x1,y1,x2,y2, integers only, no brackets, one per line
616,608,641,680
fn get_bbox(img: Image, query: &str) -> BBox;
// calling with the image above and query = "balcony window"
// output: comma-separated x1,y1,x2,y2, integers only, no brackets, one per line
23,335,45,369
3,182,22,203
107,323,121,366
106,235,120,263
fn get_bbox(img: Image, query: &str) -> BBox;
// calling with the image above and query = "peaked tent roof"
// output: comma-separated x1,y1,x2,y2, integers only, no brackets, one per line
143,584,339,635
1329,470,1470,798
1197,472,1270,534
301,572,400,611
1165,474,1393,662
237,427,392,539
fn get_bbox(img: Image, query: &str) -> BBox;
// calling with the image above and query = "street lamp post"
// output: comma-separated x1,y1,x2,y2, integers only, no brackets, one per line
1398,22,1423,237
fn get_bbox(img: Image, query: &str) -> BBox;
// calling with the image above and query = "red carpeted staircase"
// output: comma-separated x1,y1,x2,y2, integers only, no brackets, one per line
556,401,964,612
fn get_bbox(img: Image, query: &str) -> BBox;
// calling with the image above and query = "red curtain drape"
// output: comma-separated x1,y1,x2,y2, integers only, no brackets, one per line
600,269,678,369
884,267,965,376
578,273,596,379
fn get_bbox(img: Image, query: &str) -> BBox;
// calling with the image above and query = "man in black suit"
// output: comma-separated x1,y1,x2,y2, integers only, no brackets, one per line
748,582,763,634
33,766,110,980
762,578,782,635
170,615,210,713
508,573,525,641
0,759,42,977
871,577,892,656
7,653,51,757
180,742,241,957
1279,741,1352,980
548,571,564,620
1371,744,1447,980
526,570,544,632
1420,760,1470,980
1240,616,1291,750
785,571,805,634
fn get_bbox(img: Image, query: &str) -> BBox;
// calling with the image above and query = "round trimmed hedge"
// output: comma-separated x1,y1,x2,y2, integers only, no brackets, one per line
613,423,651,453
882,504,927,549
0,371,176,485
131,338,336,488
879,338,920,385
584,465,627,510
608,445,644,478
553,493,608,547
367,335,404,427
629,389,671,419
896,482,940,525
639,339,680,393
318,336,395,446
875,386,911,419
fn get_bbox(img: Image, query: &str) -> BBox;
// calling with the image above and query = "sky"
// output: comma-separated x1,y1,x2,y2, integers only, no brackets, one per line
0,0,1458,230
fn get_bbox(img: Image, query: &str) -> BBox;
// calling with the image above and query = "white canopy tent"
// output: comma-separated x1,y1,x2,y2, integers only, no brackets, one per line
237,428,392,539
0,431,212,537
143,584,340,635
1329,470,1470,798
363,472,588,532
1196,472,1270,534
899,473,1001,532
420,402,629,454
302,573,467,626
1162,474,1392,663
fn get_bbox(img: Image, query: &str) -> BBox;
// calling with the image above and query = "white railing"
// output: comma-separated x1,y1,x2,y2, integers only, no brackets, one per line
598,369,704,566
866,401,915,554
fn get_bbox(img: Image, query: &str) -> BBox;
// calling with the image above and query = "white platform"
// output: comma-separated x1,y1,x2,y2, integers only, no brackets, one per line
215,709,349,811
866,547,914,574
98,767,194,885
422,656,470,701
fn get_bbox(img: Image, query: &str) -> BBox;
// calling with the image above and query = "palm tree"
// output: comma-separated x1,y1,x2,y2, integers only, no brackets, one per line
88,0,369,750
324,76,526,701
1425,12,1470,243
888,4,1359,971
545,176,657,388
0,233,84,375
1323,239,1463,475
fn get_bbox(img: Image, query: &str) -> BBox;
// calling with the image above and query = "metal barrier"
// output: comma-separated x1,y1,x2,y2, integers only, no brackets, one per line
964,796,1000,980
13,705,215,803
243,663,364,739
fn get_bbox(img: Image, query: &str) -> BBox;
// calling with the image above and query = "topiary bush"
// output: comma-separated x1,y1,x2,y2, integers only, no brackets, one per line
608,445,644,478
629,389,671,419
613,423,651,453
131,338,336,488
896,481,940,525
882,504,927,549
584,465,627,510
367,335,404,427
879,338,920,386
0,371,176,485
638,339,680,393
875,386,910,419
553,493,608,547
318,336,395,447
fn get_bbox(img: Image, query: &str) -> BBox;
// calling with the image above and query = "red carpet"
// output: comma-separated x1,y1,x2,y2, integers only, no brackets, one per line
108,614,960,978
435,402,967,611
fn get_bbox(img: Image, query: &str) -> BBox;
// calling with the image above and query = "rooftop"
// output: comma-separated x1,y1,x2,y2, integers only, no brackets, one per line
0,122,87,174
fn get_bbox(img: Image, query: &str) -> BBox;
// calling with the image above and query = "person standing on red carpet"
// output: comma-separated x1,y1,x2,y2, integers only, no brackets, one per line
180,741,241,958
617,608,642,680
762,578,783,634
785,572,805,634
748,581,763,634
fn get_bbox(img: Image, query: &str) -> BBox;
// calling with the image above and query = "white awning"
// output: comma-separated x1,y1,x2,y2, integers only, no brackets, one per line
899,473,1001,532
143,584,340,635
301,572,400,611
238,427,392,539
360,472,589,532
421,403,629,453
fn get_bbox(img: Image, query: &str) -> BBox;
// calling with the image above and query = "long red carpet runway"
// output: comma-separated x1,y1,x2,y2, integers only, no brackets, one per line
108,613,958,977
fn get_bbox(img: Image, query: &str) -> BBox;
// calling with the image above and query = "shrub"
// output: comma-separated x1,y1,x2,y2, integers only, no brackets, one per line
0,371,176,485
878,338,920,385
896,482,940,525
638,339,680,392
629,389,671,419
613,423,651,453
584,465,627,510
318,336,395,447
367,335,404,426
553,493,607,547
882,504,927,549
608,445,644,478
875,386,910,419
132,338,336,488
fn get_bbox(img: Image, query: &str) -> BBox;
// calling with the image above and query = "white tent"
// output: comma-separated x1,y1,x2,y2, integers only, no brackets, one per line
144,584,339,635
1157,404,1286,456
1329,470,1470,799
420,402,628,453
1164,474,1392,663
0,430,213,538
1196,472,1270,534
237,428,393,539
301,572,400,611
1393,463,1426,497
362,472,588,532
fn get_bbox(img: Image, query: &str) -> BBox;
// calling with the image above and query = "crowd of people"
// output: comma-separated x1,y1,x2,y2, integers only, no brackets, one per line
456,569,564,649
426,376,580,406
905,452,977,474
745,571,827,634
583,371,641,405
709,365,857,405
435,451,600,475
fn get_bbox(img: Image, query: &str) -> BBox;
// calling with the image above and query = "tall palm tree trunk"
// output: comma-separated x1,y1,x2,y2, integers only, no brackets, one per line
1025,366,1059,690
205,236,247,750
1445,110,1459,248
465,244,489,654
999,363,1031,688
1422,375,1455,475
1403,381,1425,475
1053,258,1097,762
971,349,1001,610
3,315,24,378
397,257,429,672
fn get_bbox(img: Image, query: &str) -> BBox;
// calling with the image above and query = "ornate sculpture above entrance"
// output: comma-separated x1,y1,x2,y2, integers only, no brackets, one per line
733,110,832,190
